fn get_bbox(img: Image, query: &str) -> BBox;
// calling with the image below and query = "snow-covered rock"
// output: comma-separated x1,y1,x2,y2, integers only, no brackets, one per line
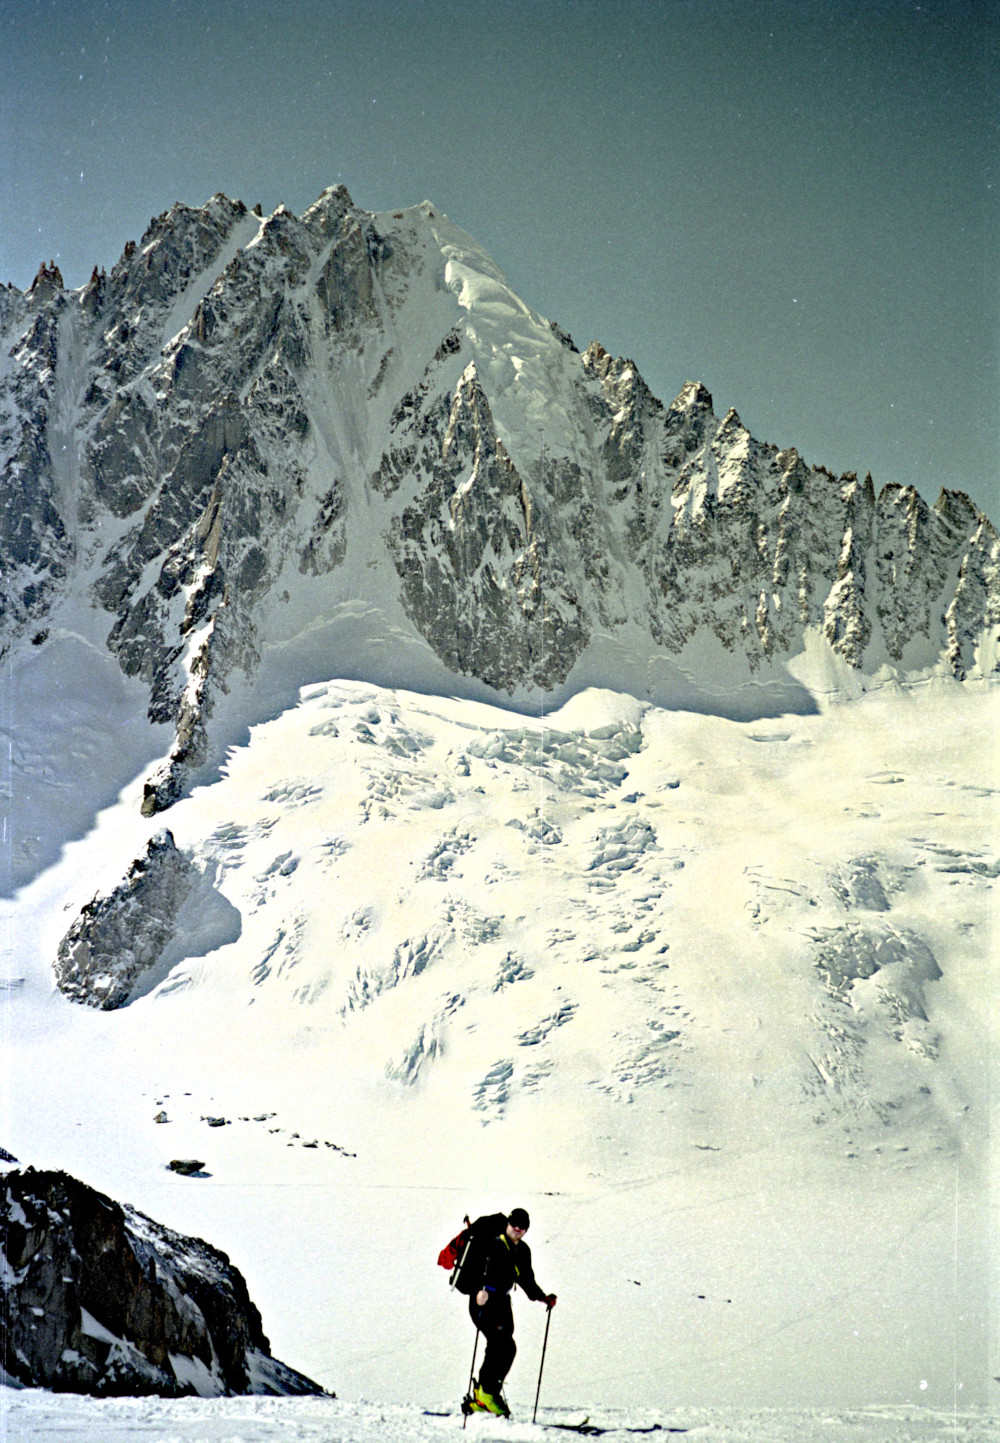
0,1168,324,1397
1,186,996,816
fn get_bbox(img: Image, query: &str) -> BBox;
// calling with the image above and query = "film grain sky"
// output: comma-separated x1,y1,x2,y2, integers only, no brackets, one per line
2,0,996,517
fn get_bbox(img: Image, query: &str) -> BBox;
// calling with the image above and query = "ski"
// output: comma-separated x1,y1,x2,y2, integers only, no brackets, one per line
541,1423,687,1436
421,1408,687,1435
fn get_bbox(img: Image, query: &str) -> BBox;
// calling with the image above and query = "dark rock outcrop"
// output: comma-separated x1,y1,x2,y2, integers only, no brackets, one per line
54,830,197,1008
0,1168,326,1397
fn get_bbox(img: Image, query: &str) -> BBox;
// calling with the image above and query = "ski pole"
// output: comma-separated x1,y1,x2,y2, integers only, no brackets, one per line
463,1327,480,1431
532,1304,553,1425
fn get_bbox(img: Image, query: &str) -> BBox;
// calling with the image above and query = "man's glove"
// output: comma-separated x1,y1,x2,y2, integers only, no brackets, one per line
545,1294,557,1308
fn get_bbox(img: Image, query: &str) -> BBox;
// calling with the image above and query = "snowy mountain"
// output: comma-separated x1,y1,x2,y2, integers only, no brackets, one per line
0,188,997,1423
1,186,997,840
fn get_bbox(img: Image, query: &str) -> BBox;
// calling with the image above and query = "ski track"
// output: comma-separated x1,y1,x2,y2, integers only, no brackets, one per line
0,1392,996,1443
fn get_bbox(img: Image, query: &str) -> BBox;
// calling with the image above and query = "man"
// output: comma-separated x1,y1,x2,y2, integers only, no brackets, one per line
468,1207,556,1417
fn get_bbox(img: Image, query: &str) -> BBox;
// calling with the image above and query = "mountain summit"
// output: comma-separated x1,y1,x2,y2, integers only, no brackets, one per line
2,185,997,821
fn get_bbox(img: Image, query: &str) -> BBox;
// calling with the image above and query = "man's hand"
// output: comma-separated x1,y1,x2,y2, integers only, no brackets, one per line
545,1294,557,1308
476,1288,489,1307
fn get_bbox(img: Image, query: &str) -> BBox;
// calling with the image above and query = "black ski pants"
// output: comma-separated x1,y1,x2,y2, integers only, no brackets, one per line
469,1291,516,1395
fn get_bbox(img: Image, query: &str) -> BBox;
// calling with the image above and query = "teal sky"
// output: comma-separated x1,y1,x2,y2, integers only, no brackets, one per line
2,0,997,518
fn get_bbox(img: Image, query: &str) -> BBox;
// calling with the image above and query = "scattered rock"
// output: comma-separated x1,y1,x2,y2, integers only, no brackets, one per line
167,1160,206,1176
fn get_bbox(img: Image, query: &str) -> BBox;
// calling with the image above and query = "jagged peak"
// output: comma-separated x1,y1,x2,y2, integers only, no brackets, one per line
933,486,979,518
837,470,877,511
773,447,814,494
450,360,492,420
670,380,714,414
251,204,302,248
80,264,107,316
139,194,247,251
301,184,355,237
308,182,354,208
581,342,642,384
582,344,660,414
26,260,64,307
875,482,935,531
581,342,616,389
933,487,982,536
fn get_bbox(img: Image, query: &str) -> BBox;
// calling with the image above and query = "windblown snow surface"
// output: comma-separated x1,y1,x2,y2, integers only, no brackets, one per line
1,650,998,1443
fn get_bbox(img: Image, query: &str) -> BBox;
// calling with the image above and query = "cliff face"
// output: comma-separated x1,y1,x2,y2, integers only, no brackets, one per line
0,1168,324,1397
2,186,996,814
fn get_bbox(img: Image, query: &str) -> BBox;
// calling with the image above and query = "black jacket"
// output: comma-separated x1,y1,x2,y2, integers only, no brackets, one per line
479,1227,548,1303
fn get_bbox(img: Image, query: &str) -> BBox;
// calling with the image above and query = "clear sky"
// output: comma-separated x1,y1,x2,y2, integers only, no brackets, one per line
2,0,997,519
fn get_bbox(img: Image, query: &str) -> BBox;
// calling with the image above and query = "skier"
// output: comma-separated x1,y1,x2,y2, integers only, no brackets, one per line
467,1207,556,1417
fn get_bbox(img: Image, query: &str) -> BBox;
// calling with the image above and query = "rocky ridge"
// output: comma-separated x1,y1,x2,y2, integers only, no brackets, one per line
1,186,997,815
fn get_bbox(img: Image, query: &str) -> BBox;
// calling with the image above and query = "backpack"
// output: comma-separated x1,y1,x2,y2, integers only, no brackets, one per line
437,1212,506,1295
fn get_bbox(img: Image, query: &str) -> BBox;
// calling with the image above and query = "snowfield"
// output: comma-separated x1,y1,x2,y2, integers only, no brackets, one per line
2,665,997,1436
0,1391,996,1442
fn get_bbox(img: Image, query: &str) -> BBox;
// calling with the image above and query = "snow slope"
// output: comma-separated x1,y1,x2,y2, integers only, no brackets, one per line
2,674,996,1420
0,1390,996,1443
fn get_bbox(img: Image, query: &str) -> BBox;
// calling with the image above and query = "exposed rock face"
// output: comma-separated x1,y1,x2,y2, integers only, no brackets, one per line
0,1167,324,1396
54,830,197,1008
387,363,589,690
2,185,997,815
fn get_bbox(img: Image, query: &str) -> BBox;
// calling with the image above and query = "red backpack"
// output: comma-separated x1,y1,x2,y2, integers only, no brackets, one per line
437,1212,506,1294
